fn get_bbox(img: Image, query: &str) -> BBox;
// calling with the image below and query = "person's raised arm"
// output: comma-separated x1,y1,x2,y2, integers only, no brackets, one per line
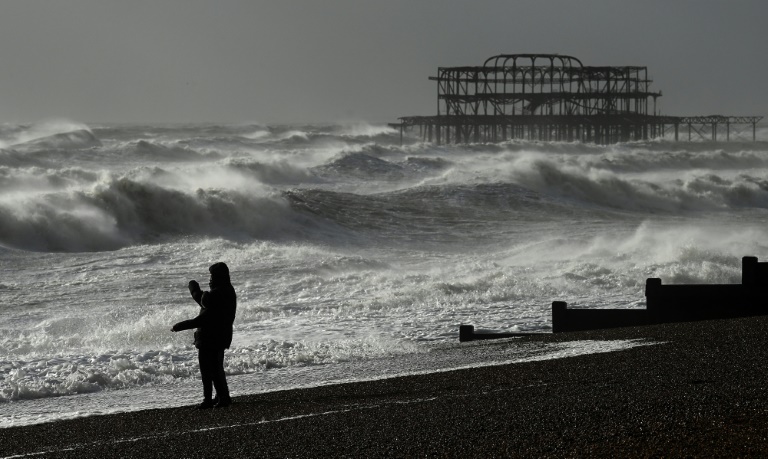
188,280,203,306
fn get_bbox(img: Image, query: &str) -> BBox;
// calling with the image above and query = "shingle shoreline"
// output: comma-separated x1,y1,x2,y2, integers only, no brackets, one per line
2,316,768,457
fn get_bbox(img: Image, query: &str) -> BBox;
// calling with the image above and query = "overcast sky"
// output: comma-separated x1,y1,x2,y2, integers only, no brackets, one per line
0,0,766,124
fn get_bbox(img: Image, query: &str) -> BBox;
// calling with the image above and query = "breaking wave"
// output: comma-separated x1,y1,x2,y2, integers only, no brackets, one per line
0,120,95,149
493,152,768,212
0,177,324,252
115,140,220,162
225,159,321,185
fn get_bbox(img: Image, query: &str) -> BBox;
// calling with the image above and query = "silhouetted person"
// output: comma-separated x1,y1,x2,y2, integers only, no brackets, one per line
171,262,237,409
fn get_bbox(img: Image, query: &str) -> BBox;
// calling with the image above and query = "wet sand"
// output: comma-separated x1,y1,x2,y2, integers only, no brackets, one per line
2,316,768,458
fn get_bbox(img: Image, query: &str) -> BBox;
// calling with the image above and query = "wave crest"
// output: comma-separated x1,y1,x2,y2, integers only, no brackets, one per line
0,177,307,251
507,154,768,212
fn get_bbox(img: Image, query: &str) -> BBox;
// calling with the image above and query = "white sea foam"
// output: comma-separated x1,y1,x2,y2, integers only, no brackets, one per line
335,121,396,138
0,338,655,428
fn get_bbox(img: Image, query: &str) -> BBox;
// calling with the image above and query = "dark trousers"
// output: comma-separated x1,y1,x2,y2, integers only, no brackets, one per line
198,348,230,401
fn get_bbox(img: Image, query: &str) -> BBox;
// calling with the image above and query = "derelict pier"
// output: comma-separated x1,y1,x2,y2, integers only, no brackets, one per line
390,54,762,144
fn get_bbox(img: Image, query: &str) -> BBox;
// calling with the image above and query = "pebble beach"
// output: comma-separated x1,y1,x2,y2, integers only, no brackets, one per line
2,315,768,458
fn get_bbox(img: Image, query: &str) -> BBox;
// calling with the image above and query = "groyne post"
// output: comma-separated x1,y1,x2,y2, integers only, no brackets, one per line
551,301,568,333
743,256,758,287
459,325,474,342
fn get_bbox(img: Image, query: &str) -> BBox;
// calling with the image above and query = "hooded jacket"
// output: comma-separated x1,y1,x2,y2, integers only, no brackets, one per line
173,262,237,349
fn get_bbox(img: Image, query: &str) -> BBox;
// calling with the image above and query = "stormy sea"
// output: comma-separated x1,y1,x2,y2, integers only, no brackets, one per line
2,120,767,427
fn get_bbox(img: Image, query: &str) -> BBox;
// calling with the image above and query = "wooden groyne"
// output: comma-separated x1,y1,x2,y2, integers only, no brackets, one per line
645,256,768,324
460,256,768,341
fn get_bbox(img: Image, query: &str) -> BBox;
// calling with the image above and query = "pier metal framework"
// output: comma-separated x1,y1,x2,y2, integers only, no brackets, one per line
390,54,762,144
673,115,763,142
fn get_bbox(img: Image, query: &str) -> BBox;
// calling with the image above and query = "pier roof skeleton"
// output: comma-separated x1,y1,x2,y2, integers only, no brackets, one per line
391,54,762,144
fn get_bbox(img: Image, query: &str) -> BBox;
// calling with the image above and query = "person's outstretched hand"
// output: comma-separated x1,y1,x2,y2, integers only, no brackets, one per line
188,280,200,292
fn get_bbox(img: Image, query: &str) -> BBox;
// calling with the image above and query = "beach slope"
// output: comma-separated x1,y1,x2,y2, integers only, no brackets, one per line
2,316,768,457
